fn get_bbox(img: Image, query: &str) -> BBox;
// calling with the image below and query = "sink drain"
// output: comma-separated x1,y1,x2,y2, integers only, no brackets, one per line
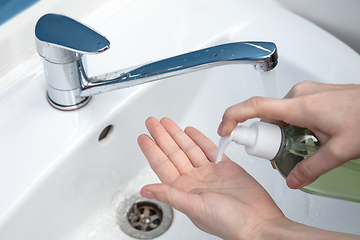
117,196,173,239
128,201,162,232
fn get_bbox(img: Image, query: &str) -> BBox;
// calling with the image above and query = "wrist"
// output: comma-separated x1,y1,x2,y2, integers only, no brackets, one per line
250,216,360,240
249,217,291,240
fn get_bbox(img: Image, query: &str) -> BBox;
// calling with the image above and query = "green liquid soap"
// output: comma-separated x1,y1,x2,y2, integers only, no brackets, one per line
216,122,360,203
273,125,360,203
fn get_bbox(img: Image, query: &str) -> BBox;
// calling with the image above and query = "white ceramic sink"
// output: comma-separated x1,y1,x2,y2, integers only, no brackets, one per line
1,0,360,239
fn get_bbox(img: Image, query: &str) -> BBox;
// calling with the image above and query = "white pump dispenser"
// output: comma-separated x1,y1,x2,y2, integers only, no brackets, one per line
216,121,282,163
216,121,360,203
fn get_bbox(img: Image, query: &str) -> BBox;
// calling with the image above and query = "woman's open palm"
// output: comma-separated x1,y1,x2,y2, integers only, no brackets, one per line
138,117,284,240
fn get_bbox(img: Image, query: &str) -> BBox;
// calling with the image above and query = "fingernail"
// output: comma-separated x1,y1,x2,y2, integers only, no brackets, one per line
217,121,224,135
141,190,156,199
286,174,302,189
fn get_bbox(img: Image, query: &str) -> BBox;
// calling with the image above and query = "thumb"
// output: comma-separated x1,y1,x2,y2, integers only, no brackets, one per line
140,183,195,215
286,140,344,189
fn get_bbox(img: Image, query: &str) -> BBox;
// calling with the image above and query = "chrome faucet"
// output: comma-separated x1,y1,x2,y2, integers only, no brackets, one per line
35,14,278,111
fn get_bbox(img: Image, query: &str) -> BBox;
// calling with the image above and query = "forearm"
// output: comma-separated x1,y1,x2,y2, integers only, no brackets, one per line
250,217,360,240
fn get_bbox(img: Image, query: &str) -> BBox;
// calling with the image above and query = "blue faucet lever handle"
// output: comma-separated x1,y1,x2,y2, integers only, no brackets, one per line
35,13,110,63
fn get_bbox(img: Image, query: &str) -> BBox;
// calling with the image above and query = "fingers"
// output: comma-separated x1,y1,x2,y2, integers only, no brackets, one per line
286,138,347,189
138,134,180,184
145,117,194,175
217,81,360,137
218,97,300,136
160,118,210,167
185,126,225,163
140,183,197,215
139,117,213,183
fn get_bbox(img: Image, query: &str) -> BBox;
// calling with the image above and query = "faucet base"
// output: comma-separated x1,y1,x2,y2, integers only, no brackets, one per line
47,93,91,111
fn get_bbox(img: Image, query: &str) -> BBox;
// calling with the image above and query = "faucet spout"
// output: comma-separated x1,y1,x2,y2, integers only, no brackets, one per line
80,42,277,97
35,14,278,111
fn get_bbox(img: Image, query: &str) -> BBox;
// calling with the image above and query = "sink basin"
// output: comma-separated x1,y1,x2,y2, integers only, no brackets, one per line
1,0,360,239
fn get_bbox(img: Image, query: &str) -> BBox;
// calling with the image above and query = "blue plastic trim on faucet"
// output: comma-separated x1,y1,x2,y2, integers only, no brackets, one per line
0,0,40,25
35,14,110,54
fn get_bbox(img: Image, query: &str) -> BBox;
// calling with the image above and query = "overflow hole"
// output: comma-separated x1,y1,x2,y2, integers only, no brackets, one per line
98,125,114,142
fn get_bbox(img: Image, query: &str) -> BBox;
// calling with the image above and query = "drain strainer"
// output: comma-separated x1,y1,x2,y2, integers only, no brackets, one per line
117,196,173,239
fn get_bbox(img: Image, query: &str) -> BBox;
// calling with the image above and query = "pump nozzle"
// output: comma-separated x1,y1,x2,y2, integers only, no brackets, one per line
215,122,282,163
215,134,233,163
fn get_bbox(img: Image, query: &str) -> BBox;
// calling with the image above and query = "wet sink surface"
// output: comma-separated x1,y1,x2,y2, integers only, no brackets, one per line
1,0,360,239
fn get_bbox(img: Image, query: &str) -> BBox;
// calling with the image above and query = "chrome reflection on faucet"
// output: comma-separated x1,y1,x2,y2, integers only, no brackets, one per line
35,14,278,111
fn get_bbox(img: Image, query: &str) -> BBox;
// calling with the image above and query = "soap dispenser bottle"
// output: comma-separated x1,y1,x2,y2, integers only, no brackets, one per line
216,121,360,203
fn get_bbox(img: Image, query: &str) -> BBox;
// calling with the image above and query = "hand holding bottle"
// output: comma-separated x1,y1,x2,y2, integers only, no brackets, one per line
217,81,360,189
